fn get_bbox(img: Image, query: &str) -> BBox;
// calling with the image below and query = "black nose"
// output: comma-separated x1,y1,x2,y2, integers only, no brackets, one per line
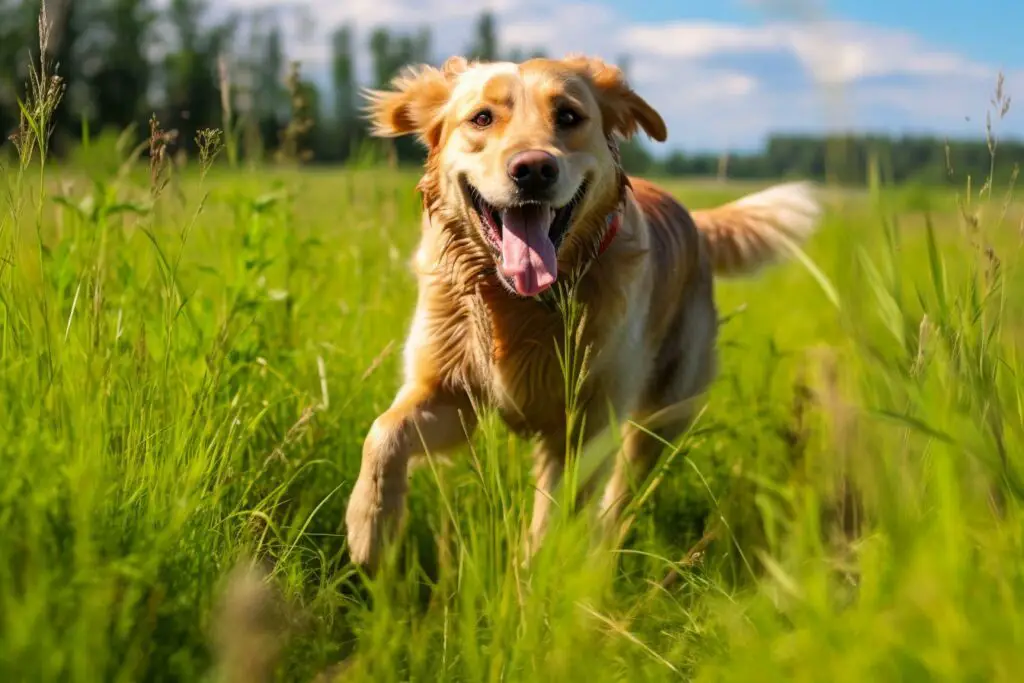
507,150,559,196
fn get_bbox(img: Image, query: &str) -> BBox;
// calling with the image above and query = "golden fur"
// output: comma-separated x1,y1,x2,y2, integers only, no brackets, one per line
344,55,822,570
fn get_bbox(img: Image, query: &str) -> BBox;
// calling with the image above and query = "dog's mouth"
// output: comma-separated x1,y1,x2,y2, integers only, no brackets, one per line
463,180,587,297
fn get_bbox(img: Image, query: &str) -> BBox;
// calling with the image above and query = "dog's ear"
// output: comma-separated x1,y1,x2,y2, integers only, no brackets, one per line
364,59,465,148
563,55,668,143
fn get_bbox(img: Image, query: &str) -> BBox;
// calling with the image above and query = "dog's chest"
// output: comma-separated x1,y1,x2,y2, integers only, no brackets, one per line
467,295,573,433
490,346,568,434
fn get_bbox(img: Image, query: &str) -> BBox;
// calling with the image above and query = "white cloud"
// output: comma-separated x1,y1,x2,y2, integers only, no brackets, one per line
219,0,1023,151
500,3,619,52
620,20,991,85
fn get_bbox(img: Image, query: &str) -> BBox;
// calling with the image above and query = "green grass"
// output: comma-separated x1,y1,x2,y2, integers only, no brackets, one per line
2,141,1024,682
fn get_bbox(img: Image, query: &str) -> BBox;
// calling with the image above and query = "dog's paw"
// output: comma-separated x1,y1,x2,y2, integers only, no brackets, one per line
344,477,383,571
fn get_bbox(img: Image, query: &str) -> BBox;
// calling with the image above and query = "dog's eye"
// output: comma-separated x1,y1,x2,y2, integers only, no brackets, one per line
470,110,493,128
555,107,584,128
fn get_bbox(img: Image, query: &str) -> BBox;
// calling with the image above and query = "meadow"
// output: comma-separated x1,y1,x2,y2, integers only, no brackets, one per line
3,94,1024,682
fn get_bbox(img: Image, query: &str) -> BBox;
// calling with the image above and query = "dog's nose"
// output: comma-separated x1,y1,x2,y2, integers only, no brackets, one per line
507,150,559,195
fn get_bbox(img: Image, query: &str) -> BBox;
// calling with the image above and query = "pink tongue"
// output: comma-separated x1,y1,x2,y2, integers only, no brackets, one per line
500,205,557,296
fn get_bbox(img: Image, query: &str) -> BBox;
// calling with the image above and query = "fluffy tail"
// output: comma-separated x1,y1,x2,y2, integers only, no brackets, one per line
691,181,822,277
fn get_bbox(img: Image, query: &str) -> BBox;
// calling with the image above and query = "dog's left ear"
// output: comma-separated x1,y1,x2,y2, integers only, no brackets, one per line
564,55,668,143
364,57,466,148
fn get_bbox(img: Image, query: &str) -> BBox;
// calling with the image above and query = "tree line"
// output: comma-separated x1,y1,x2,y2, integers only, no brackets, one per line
1,0,1019,185
626,132,1022,187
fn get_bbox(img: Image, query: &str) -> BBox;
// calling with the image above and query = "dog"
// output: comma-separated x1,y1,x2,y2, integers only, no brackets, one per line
344,54,821,571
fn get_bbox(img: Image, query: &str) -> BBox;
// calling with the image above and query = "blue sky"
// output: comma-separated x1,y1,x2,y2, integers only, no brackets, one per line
226,0,1024,153
626,0,1024,66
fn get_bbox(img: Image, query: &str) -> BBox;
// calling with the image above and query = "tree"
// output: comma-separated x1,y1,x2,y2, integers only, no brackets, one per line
254,23,286,152
0,0,86,154
1,1,94,152
84,0,157,134
369,25,432,88
161,0,237,155
368,28,394,89
467,11,498,62
368,24,433,163
331,23,359,159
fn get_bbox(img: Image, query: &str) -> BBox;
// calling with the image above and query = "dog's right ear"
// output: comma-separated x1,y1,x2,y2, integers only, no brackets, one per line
364,57,467,148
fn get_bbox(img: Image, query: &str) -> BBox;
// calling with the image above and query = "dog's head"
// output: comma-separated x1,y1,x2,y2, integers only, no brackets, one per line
365,55,667,297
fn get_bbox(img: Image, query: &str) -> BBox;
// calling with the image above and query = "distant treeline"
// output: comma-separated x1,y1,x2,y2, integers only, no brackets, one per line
1,1,1019,186
619,133,1023,186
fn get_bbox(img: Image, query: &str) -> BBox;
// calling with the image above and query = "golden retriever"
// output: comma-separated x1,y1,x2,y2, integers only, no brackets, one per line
344,54,821,570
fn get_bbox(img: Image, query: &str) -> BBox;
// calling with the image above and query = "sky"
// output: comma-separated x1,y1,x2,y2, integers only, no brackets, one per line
223,0,1024,153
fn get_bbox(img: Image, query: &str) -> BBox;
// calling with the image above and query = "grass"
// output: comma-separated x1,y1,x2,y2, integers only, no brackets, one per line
3,36,1024,683
2,150,1022,682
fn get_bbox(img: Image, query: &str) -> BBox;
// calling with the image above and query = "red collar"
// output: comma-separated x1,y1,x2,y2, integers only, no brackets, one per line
597,211,621,255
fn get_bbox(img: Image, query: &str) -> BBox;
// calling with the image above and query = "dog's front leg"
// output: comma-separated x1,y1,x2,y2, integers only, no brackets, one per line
345,382,476,571
525,404,613,560
525,436,564,560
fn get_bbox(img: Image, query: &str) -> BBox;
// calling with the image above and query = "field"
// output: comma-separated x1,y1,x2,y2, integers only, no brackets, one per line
2,126,1024,682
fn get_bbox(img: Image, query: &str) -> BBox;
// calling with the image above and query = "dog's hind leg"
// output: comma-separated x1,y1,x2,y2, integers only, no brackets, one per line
597,402,699,543
599,291,719,543
345,383,477,571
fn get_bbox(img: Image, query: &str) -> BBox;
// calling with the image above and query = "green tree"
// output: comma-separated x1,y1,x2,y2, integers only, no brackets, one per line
368,24,433,163
84,0,157,134
0,0,86,154
331,23,360,159
0,0,38,143
161,0,238,155
369,25,432,88
368,28,394,89
254,23,286,153
467,11,498,62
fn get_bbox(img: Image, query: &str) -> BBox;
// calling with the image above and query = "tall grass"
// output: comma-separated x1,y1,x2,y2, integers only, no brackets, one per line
2,11,1024,683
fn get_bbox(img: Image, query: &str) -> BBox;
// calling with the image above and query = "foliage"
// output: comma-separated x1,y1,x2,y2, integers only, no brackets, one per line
641,131,1024,187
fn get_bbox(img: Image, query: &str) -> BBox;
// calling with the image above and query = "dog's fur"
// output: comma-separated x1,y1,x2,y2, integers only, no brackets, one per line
344,55,821,570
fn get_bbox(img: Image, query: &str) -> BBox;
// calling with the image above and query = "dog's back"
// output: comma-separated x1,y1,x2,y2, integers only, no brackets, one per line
618,177,822,418
629,177,821,280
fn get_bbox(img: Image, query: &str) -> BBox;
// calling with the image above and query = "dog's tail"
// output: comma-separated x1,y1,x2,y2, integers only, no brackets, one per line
691,181,822,277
